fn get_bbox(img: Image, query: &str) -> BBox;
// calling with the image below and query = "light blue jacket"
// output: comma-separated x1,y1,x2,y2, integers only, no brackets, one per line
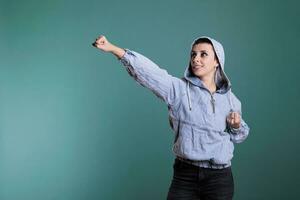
119,36,250,166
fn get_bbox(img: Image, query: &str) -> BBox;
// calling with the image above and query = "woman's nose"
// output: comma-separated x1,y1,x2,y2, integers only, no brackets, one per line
193,55,201,64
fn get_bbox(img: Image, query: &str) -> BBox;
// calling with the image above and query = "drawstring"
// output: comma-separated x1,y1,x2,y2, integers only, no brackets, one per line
228,88,234,112
187,81,192,110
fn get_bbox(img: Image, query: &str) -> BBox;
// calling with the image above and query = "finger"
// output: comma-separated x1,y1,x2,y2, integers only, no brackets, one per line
95,38,100,44
232,112,236,119
97,36,106,43
234,116,239,125
231,113,235,123
235,112,241,123
95,38,101,44
235,112,240,118
92,41,101,47
96,39,105,45
92,42,97,47
237,113,241,122
94,40,104,46
227,113,232,123
93,43,100,49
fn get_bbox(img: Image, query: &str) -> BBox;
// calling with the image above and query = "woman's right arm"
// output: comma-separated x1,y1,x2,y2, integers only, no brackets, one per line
93,35,183,106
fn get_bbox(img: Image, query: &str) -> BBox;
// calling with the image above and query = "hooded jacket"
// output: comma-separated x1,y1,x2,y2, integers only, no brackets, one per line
119,36,250,167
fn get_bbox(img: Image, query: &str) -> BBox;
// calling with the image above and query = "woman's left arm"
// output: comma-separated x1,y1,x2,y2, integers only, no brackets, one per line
228,117,250,143
227,93,250,143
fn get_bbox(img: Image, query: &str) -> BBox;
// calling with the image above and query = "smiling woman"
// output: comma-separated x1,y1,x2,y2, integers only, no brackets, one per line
190,40,220,93
92,35,250,200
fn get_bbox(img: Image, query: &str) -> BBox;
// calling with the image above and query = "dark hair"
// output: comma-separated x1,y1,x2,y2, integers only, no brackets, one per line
192,38,219,62
193,38,213,46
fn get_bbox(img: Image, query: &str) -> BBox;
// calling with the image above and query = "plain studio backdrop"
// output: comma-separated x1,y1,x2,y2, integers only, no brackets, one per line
0,0,299,199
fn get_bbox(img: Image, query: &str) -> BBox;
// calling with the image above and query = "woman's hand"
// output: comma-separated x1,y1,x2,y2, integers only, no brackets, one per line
92,35,125,59
92,35,114,52
226,112,241,129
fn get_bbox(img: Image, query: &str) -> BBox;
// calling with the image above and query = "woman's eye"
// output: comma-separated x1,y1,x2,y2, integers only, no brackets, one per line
191,52,207,58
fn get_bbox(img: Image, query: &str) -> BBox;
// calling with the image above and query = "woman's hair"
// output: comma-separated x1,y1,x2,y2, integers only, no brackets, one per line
192,38,219,63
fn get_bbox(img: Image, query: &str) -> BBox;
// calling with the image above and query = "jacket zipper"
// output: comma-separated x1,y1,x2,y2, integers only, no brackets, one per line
210,93,215,114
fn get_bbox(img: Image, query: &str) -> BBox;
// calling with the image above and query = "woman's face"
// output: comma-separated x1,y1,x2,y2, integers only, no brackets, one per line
190,43,219,79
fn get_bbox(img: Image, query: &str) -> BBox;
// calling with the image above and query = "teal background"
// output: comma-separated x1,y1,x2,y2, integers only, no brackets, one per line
1,0,299,199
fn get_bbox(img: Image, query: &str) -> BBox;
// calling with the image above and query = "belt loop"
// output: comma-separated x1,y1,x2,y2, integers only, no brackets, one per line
209,159,213,169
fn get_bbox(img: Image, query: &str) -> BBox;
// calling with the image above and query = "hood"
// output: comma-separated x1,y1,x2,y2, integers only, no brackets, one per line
184,36,231,94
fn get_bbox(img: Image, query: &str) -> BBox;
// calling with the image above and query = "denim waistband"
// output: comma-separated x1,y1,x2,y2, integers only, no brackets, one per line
176,156,231,169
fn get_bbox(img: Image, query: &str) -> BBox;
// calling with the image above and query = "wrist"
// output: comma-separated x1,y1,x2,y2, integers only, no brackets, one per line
110,44,125,59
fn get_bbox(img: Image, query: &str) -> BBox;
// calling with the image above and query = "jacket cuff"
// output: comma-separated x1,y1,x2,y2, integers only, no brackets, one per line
118,48,131,65
230,125,242,134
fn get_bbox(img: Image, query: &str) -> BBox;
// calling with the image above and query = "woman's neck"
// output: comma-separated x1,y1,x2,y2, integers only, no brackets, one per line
201,77,217,94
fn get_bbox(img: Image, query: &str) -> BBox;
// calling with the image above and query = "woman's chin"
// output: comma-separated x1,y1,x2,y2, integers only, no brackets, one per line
193,71,205,78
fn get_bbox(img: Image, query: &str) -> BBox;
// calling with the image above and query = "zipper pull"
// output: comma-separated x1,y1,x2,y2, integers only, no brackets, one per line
210,95,215,113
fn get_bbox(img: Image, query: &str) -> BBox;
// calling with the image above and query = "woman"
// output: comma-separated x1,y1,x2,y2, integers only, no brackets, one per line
93,35,250,200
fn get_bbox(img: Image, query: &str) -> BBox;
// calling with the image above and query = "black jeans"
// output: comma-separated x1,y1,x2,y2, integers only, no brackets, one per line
167,158,234,200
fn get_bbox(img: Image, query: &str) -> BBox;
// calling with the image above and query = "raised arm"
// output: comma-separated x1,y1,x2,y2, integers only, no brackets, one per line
92,35,184,106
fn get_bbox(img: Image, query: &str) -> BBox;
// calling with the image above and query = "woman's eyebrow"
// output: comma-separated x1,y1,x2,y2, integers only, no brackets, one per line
191,50,208,53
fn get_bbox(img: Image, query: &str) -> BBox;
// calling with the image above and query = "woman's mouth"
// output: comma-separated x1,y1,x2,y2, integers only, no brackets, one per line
192,65,204,70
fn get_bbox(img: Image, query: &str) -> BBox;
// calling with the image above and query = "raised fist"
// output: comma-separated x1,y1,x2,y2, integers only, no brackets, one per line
92,35,114,52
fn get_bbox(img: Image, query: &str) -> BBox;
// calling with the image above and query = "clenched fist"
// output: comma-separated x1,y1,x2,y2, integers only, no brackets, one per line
226,111,241,129
92,35,114,52
92,35,125,59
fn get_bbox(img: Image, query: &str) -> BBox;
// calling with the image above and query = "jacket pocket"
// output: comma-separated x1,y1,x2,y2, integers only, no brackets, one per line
173,122,193,157
191,127,233,164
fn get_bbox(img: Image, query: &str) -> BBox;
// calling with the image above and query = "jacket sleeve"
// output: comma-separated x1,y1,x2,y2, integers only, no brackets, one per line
119,48,182,106
228,92,250,143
